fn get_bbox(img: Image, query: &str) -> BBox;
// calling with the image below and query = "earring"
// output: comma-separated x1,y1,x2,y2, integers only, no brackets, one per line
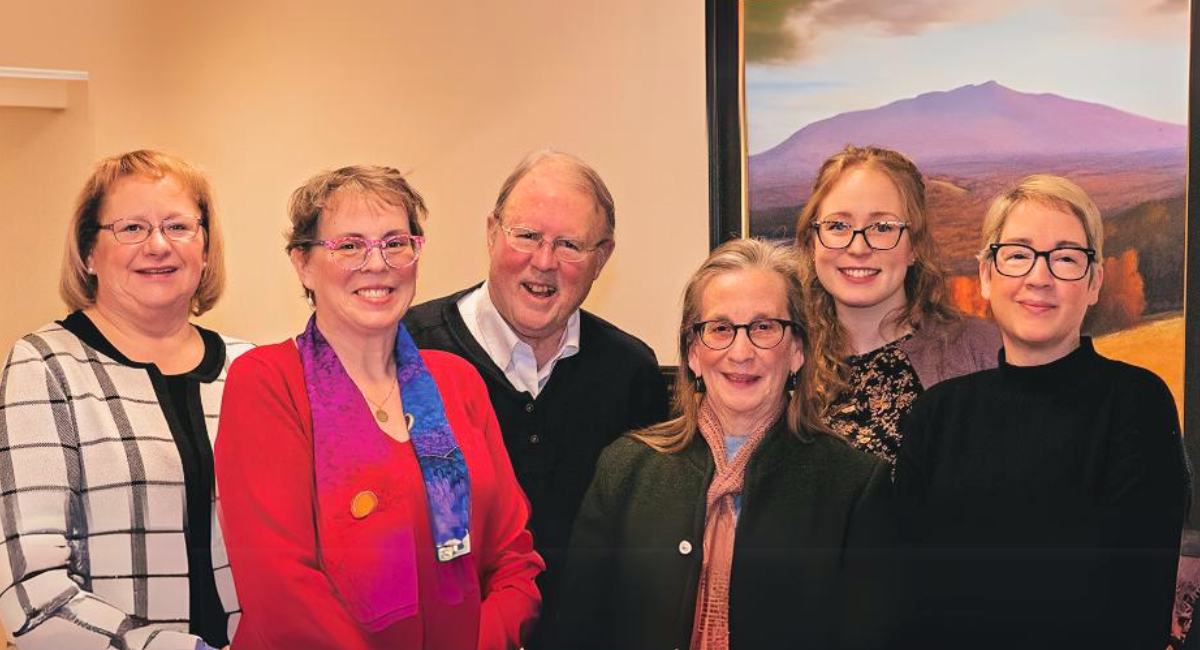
86,267,95,275
785,372,798,392
694,376,706,393
305,292,316,310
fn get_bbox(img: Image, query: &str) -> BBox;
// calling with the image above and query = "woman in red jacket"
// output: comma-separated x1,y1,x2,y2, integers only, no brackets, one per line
216,165,543,650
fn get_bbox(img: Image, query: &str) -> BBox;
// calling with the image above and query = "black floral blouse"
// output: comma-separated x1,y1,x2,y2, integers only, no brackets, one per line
826,334,922,463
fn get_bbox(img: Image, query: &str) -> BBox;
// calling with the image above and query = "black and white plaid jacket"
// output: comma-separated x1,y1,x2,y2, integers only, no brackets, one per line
0,320,250,650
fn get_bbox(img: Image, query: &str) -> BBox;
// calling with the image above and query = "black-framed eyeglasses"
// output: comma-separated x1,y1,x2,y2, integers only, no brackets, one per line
812,220,909,251
498,223,606,263
989,243,1095,281
97,215,206,244
692,319,798,350
302,234,425,271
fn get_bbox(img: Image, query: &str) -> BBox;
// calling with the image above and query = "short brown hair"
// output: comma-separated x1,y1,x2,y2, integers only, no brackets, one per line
60,149,225,316
285,165,428,303
285,165,428,251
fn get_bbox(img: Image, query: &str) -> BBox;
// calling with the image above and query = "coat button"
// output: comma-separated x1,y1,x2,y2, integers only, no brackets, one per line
525,403,534,413
678,540,692,555
351,491,378,519
529,434,540,444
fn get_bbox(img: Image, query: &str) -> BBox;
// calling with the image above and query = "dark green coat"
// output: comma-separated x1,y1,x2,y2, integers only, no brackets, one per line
555,420,897,650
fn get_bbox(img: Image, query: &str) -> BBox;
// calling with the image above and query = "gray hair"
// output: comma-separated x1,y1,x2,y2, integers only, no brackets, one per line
492,149,615,237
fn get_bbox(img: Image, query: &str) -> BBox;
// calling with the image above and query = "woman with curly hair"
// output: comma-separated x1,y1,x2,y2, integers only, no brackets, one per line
795,145,999,462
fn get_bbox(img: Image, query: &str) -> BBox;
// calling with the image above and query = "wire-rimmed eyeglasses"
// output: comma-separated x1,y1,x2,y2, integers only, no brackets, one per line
498,223,606,264
989,243,1095,281
692,319,797,350
304,234,425,271
97,215,206,244
811,220,909,251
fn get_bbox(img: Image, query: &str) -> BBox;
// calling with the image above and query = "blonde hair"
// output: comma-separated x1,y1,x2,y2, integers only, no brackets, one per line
977,174,1104,280
794,145,958,420
60,149,225,316
629,238,833,454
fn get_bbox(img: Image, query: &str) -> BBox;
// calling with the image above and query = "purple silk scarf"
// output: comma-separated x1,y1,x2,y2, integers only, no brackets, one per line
297,316,472,630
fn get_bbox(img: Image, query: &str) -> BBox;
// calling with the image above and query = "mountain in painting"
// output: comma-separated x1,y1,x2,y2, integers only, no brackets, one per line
746,80,1188,328
749,80,1188,211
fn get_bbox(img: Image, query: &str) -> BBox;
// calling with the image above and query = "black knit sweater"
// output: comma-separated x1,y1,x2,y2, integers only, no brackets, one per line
403,285,669,646
895,338,1189,650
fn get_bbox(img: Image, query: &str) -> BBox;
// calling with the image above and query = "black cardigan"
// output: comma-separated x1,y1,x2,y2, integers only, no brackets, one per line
403,285,670,643
556,420,898,650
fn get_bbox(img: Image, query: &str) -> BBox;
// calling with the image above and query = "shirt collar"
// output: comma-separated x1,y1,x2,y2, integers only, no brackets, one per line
458,282,581,372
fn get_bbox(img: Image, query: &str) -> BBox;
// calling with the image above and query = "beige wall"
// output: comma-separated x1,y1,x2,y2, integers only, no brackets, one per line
0,1,709,364
0,80,93,347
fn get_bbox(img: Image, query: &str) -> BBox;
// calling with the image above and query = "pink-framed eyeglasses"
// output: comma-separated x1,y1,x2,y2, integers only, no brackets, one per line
304,234,425,271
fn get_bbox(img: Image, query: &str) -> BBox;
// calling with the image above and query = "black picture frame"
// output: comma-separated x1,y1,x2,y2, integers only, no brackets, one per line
706,0,1200,524
1186,2,1200,527
705,0,744,249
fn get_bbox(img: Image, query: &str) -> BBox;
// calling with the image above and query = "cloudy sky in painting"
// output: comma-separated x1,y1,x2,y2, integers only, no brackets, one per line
744,0,1189,153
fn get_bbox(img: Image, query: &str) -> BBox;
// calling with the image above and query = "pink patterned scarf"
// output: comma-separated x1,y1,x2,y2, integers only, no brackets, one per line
690,397,783,650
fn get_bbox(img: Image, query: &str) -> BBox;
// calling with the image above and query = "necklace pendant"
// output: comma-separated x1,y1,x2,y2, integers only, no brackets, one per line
375,409,389,423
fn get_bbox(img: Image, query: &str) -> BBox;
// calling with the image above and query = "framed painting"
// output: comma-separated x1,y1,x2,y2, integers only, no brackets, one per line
707,0,1198,639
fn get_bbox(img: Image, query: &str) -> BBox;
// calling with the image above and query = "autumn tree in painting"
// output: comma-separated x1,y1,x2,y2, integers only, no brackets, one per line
948,274,988,319
1085,250,1146,335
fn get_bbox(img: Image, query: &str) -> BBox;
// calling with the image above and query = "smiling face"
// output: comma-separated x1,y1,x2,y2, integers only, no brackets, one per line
87,174,207,323
980,200,1102,366
811,165,914,321
687,268,804,433
291,191,417,341
486,161,613,355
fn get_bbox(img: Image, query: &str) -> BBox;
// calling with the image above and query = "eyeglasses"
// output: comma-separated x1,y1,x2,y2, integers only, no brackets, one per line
989,243,1095,281
97,215,206,244
305,234,425,271
498,224,605,263
812,220,909,251
692,319,797,350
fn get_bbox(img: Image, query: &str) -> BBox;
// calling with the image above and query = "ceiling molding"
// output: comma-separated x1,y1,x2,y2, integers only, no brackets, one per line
0,67,88,81
0,69,87,109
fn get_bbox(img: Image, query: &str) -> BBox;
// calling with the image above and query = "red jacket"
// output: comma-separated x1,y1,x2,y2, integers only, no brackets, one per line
216,340,543,650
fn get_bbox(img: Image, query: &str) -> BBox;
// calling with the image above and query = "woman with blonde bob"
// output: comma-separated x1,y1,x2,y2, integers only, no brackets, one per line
795,145,999,462
556,239,895,650
0,150,247,649
895,175,1189,649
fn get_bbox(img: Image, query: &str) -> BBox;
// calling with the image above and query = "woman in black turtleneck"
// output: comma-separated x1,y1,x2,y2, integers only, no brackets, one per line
895,175,1189,650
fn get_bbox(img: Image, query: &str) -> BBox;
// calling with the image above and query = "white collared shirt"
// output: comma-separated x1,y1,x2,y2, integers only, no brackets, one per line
457,282,580,397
